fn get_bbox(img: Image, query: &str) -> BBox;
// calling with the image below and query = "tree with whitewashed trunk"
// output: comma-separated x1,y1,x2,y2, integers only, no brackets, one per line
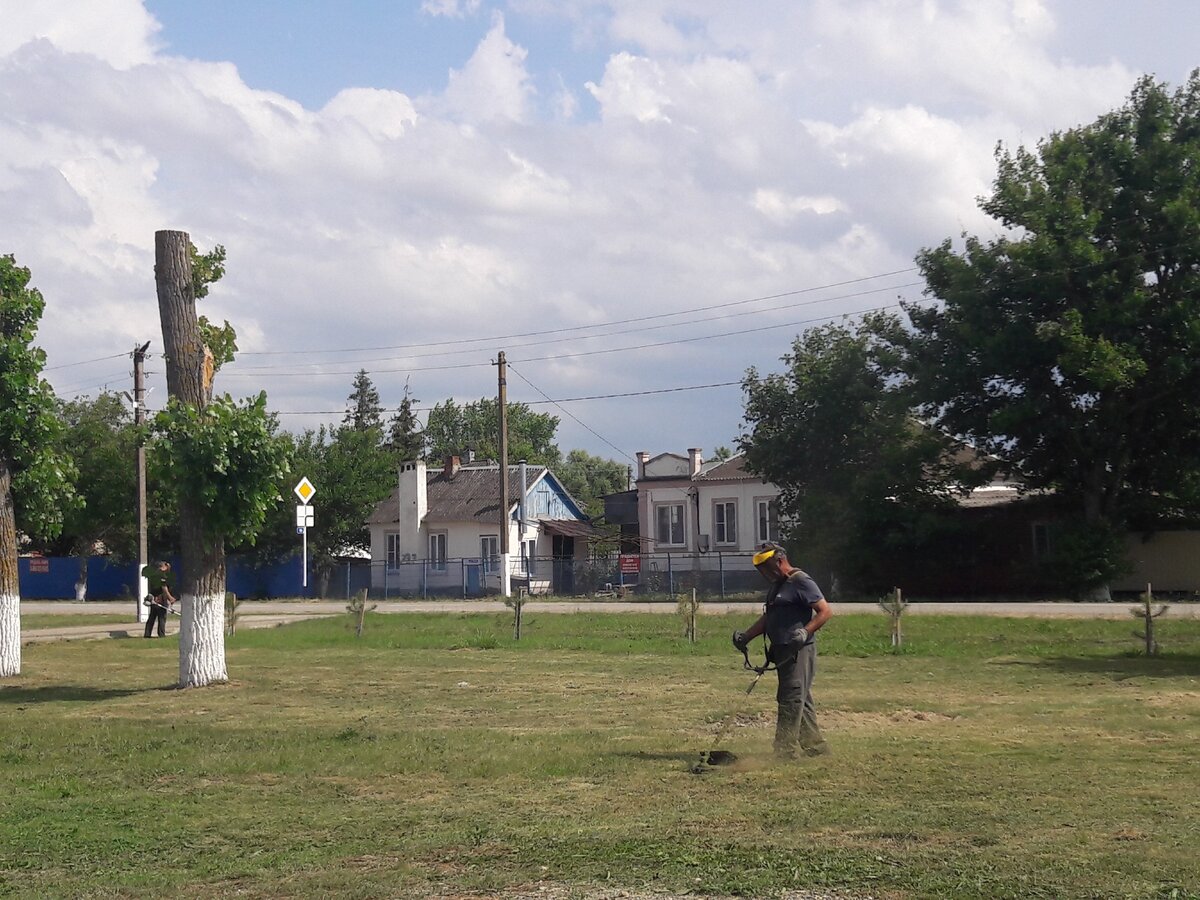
0,255,77,677
153,231,290,687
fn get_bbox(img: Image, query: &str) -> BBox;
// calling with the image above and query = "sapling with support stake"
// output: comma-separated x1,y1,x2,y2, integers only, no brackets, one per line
224,593,241,636
347,589,376,638
677,587,700,643
1130,582,1168,656
879,586,908,649
506,588,527,639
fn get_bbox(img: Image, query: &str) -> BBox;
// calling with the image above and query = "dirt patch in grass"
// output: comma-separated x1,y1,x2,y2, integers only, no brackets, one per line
708,710,773,731
1141,690,1200,707
823,707,957,728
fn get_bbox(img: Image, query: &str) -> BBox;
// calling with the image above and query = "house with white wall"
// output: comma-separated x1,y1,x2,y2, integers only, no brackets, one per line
367,456,591,596
634,448,781,576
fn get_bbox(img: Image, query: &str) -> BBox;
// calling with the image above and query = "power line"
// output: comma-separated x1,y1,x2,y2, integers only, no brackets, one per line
508,303,900,365
524,381,743,405
215,301,907,380
230,267,921,358
222,280,921,373
507,364,632,461
247,379,746,416
43,352,131,372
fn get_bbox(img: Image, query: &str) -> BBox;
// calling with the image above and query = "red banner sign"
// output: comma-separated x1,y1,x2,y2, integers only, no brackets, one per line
618,554,641,574
28,557,49,574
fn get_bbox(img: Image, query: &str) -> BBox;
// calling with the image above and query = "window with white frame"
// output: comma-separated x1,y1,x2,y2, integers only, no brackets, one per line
655,503,685,546
386,533,402,570
480,535,499,572
428,532,448,571
520,538,537,574
755,499,780,544
714,500,737,545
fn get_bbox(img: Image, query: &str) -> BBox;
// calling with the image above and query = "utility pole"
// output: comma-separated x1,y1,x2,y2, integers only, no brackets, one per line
133,341,151,623
497,351,511,597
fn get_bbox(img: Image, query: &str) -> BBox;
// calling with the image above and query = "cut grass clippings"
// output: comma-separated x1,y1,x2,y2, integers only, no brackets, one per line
2,612,1200,899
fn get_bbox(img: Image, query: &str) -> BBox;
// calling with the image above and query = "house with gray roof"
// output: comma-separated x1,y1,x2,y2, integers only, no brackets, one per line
632,449,782,561
367,456,591,596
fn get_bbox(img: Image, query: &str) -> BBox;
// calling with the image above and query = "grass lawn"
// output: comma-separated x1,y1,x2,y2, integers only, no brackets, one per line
2,612,1200,899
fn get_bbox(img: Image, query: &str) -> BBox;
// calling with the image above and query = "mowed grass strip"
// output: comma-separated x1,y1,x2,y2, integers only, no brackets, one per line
20,614,133,629
2,612,1199,899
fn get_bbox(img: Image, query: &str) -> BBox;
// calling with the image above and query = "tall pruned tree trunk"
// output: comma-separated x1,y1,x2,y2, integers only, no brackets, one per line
155,229,227,687
0,459,20,677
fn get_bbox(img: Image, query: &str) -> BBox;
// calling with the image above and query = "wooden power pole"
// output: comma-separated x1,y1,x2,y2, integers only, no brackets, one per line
133,341,150,623
497,351,511,597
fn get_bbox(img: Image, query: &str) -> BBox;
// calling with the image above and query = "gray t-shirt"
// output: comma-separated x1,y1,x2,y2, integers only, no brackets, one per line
764,569,825,646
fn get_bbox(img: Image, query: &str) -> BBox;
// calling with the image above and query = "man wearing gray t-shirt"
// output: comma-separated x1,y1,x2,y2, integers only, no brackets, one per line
733,541,833,758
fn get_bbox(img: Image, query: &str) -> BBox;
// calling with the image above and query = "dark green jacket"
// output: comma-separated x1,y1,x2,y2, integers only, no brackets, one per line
142,565,175,597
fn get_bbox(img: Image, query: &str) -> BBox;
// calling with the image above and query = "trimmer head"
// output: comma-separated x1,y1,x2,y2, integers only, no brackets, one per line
690,749,739,773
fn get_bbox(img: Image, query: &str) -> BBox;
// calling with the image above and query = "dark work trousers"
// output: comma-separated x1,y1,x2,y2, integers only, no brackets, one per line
774,641,829,757
144,600,167,638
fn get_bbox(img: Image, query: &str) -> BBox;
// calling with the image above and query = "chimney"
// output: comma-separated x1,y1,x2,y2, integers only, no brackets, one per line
444,455,460,479
688,448,703,477
465,447,475,464
398,460,428,550
636,451,649,480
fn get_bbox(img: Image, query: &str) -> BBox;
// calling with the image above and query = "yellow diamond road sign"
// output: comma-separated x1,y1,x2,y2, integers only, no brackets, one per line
294,477,316,504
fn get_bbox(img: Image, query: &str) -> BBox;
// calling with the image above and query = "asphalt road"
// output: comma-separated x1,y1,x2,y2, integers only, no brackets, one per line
19,597,1200,643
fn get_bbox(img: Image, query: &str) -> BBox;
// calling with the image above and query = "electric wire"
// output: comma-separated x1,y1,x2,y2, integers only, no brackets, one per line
43,352,130,371
221,280,921,373
230,267,921,358
214,301,906,380
507,364,632,462
255,379,745,416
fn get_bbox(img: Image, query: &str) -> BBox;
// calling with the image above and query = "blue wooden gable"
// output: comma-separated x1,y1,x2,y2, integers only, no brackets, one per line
521,471,586,521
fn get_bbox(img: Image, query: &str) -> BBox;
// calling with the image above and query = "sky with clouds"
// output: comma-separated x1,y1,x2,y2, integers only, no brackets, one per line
1,0,1197,469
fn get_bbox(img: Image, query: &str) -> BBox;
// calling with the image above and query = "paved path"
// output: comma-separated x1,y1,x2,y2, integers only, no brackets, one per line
19,598,1200,644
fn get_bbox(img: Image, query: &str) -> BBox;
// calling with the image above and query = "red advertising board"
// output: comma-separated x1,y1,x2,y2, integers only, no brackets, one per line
618,554,641,574
28,557,49,574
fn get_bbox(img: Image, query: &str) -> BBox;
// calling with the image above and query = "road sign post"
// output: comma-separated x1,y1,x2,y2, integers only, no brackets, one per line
294,478,316,589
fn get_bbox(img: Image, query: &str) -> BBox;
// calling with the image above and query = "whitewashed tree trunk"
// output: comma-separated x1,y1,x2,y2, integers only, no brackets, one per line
156,229,227,688
0,459,21,676
178,592,227,686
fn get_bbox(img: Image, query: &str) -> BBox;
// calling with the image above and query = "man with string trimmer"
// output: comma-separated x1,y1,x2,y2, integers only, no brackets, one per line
733,541,833,759
142,560,177,638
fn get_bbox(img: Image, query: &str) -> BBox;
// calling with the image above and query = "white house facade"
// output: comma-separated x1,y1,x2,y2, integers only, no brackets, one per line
367,456,591,596
635,448,781,577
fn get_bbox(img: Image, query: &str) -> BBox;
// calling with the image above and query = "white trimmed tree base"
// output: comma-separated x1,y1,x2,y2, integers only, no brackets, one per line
178,592,228,687
0,593,18,677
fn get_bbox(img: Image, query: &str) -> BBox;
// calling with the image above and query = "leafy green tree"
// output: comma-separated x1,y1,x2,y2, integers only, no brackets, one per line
386,380,423,461
190,244,237,371
0,254,79,676
906,74,1200,592
153,394,291,550
301,425,396,592
236,424,399,596
711,446,733,462
555,449,629,518
39,393,137,564
344,369,384,433
424,398,560,466
740,314,979,592
154,230,289,687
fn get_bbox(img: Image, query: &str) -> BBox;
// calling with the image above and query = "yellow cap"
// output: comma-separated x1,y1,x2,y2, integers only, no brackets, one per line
752,548,778,566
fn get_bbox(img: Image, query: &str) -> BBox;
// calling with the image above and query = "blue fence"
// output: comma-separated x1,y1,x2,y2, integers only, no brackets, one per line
16,555,369,600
